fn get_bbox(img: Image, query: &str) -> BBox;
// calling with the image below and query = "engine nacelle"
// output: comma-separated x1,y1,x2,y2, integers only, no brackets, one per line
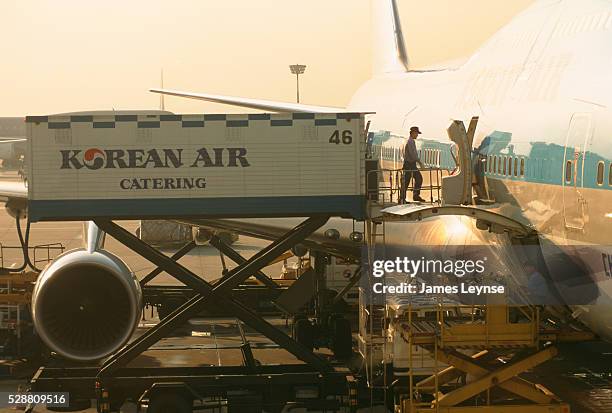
31,249,142,362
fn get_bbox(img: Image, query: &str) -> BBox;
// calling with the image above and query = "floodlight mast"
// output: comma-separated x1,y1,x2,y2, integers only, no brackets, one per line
289,64,307,103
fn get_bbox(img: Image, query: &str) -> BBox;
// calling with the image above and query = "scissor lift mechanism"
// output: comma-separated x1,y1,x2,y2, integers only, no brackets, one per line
28,216,359,412
398,305,590,413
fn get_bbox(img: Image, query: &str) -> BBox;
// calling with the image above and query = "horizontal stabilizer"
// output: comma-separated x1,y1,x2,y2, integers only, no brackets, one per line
150,88,347,113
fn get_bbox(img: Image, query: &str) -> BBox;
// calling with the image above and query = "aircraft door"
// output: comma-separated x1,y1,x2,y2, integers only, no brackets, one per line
562,113,592,230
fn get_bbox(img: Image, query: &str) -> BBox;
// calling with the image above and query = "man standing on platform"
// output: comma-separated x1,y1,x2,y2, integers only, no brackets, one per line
401,126,426,203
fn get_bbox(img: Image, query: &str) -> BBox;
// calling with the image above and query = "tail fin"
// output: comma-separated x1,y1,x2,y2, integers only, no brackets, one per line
372,0,409,75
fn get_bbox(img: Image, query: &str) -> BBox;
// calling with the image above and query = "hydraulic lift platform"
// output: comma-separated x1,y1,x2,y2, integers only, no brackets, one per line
395,305,591,413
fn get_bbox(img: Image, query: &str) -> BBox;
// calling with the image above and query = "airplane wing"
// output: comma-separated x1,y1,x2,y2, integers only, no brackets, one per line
0,138,27,144
0,180,27,201
149,88,348,113
0,180,28,218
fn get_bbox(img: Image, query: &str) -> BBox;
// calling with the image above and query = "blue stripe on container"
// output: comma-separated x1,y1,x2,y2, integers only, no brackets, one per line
138,121,160,128
337,113,361,120
115,115,137,122
94,122,115,129
182,120,204,128
93,122,115,129
271,120,293,127
28,195,366,222
248,114,271,120
26,116,48,123
48,122,71,129
293,113,315,119
227,120,249,127
70,115,93,122
204,114,226,121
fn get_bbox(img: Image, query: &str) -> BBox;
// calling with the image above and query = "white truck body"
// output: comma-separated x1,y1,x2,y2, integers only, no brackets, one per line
25,112,366,222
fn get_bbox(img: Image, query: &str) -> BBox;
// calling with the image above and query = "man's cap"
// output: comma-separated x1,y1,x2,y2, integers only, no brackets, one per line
410,126,422,134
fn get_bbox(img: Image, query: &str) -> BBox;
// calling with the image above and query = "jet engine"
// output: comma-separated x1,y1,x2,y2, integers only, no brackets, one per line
31,248,142,362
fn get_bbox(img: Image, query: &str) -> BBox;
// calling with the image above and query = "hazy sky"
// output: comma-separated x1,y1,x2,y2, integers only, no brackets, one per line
1,0,533,116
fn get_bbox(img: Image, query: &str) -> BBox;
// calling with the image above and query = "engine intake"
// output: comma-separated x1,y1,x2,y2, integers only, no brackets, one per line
32,249,141,362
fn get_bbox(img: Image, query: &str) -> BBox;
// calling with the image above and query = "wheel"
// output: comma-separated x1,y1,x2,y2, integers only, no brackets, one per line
293,318,314,351
148,392,192,413
331,317,352,359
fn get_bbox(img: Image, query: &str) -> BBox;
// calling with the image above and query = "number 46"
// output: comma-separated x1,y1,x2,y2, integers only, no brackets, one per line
329,130,352,145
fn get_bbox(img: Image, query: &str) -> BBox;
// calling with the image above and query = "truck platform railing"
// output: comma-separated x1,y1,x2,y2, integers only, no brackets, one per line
366,167,444,207
0,242,64,270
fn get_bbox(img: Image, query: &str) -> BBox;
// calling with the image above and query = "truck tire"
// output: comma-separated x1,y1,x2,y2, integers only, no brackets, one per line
293,318,314,351
331,317,352,359
148,393,192,413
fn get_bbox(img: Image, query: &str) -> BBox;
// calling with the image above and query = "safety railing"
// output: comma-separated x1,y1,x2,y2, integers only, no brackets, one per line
401,304,539,348
366,167,445,207
0,242,65,270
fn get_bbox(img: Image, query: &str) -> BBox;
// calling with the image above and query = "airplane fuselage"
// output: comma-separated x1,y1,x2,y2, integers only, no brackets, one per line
347,0,612,339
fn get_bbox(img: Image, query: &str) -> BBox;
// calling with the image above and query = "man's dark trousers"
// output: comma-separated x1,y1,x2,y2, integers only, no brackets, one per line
400,161,423,202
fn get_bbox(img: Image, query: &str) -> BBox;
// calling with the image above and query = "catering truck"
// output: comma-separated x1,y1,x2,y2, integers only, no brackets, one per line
24,111,366,413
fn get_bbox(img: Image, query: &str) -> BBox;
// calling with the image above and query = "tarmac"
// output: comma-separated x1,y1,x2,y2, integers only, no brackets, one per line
0,169,611,412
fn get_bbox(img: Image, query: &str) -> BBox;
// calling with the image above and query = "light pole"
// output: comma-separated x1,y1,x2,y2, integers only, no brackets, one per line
289,64,306,103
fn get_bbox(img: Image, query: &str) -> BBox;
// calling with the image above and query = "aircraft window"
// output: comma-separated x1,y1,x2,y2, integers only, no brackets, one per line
514,158,518,177
508,157,513,177
596,161,604,185
493,156,498,174
520,158,525,177
565,160,572,183
503,156,507,175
